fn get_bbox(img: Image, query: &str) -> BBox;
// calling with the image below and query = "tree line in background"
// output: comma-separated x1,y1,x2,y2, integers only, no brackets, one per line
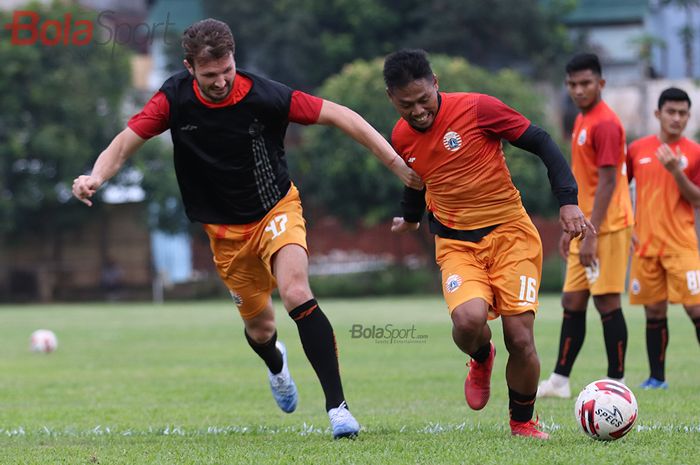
201,0,576,91
0,2,131,242
1,0,577,242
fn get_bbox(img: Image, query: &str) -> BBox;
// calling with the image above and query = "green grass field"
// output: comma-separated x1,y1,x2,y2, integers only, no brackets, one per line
1,295,698,464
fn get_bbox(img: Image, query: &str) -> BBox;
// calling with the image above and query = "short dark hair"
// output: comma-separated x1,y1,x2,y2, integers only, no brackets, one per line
566,53,602,76
383,49,433,91
182,18,235,67
658,87,691,109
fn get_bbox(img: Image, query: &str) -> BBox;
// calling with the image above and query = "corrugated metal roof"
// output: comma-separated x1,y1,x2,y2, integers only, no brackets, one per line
564,0,649,25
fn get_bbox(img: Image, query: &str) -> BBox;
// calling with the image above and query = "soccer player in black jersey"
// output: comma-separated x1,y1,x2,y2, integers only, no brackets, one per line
72,18,422,439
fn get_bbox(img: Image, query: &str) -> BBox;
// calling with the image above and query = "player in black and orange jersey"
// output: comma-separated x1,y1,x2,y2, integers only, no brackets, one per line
538,53,634,399
72,19,422,439
627,88,700,390
384,49,591,439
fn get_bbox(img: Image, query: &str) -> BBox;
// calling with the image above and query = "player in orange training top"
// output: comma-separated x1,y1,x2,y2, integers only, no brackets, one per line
627,87,700,390
384,49,591,439
538,53,634,399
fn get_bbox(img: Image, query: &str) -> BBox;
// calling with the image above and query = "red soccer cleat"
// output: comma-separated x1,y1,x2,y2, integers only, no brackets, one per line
464,342,496,410
510,418,550,440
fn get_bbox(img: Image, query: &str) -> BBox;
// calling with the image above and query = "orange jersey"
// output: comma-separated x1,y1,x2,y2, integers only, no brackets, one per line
391,93,528,230
571,100,633,234
628,135,700,256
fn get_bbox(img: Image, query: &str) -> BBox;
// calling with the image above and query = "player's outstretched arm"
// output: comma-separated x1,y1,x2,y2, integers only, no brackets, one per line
316,100,423,190
72,127,146,206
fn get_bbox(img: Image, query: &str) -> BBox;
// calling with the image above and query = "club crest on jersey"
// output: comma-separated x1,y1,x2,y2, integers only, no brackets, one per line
680,155,689,170
445,274,462,293
630,279,641,295
443,131,462,151
577,128,587,146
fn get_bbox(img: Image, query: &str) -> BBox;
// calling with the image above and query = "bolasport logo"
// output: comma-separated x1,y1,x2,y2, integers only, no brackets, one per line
2,10,175,50
349,323,428,344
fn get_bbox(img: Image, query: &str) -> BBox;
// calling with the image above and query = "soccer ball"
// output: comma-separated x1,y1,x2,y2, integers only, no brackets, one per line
29,329,58,353
574,379,638,441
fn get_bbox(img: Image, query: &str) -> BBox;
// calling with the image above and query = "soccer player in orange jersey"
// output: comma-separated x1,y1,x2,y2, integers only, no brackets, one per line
384,49,591,439
627,87,700,390
538,53,634,399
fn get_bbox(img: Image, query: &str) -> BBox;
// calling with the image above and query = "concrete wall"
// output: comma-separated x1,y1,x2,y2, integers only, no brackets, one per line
0,203,151,302
605,78,700,139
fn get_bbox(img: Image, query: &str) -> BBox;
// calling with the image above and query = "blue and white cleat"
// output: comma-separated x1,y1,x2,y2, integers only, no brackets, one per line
268,341,298,413
328,401,360,439
639,377,668,390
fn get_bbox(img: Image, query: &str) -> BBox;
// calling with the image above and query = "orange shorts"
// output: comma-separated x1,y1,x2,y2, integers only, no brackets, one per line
563,226,631,295
203,185,307,320
629,253,700,305
435,213,543,318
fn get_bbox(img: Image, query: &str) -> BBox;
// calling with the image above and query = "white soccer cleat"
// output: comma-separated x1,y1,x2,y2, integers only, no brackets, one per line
328,401,360,439
536,373,571,399
268,341,298,413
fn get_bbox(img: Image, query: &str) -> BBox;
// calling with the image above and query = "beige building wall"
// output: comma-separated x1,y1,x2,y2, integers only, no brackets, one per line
596,79,700,140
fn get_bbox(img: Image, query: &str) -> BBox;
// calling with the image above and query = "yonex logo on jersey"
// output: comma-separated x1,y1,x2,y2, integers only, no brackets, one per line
577,128,587,146
680,155,689,170
630,278,641,295
180,124,198,131
639,157,652,165
442,131,462,152
445,274,462,293
407,157,416,163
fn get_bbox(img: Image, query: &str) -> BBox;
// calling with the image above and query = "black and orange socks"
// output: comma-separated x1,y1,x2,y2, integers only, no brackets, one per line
553,309,586,377
245,329,283,374
289,299,346,411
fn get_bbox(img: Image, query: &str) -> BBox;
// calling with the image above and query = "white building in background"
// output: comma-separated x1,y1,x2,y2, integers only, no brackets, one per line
560,1,700,138
564,0,700,83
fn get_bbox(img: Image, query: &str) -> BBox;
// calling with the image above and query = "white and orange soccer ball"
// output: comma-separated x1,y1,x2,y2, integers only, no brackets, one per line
574,379,638,441
29,329,58,353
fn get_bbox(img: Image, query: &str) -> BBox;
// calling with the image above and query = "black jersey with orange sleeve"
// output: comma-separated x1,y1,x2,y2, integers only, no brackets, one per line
127,70,322,225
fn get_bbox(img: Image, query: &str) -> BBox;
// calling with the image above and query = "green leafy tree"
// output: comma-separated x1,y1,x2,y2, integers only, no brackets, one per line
133,140,189,233
291,56,562,228
0,1,131,240
0,1,184,242
202,0,400,91
201,0,575,90
405,0,576,79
